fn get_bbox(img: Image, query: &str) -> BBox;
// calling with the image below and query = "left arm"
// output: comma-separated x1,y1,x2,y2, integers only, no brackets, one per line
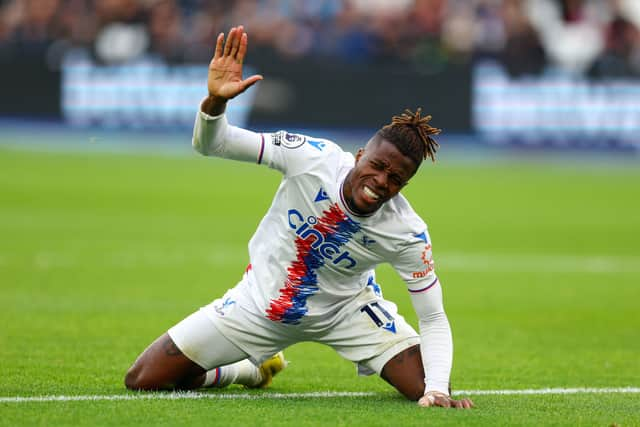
408,279,452,396
393,231,473,408
409,278,473,409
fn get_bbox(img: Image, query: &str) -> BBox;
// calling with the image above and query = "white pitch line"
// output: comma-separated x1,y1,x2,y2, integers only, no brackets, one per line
1,388,639,403
0,391,375,403
452,387,640,396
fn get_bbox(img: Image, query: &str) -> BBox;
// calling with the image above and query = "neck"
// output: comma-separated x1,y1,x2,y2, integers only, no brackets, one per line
341,170,356,212
341,171,372,217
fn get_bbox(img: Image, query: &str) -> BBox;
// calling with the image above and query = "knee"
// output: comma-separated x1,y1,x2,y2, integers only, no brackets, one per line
124,363,157,391
403,386,425,402
392,378,424,401
124,365,143,390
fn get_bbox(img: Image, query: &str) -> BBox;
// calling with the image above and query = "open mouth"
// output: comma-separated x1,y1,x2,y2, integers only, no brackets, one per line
362,185,381,202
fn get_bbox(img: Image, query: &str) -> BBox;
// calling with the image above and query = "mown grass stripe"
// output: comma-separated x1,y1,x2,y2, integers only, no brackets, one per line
2,251,639,273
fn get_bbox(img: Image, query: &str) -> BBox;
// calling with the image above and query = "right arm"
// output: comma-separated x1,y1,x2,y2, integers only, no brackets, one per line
192,108,265,163
193,109,333,175
202,25,262,117
192,25,265,161
193,26,333,176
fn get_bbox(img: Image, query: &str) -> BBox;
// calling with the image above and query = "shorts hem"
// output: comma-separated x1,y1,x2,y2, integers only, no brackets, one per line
357,336,421,376
199,307,265,366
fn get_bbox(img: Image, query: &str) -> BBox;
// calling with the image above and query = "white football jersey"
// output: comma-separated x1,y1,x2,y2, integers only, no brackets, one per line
194,113,438,326
193,110,452,395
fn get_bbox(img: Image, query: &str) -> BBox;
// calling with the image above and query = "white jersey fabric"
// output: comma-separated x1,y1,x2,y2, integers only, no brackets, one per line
192,108,453,395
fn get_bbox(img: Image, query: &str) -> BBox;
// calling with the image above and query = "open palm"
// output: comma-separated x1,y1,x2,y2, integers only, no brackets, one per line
208,25,263,101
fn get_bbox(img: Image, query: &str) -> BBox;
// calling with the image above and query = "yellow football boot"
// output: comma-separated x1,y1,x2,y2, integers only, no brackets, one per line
248,351,287,389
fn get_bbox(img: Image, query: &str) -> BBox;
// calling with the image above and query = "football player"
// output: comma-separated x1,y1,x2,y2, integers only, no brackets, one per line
125,25,473,410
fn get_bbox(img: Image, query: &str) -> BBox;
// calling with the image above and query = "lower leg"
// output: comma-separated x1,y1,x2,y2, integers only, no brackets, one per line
125,333,282,391
202,359,262,388
380,345,426,401
205,352,286,389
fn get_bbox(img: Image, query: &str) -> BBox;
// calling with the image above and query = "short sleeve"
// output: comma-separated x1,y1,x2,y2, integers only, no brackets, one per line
392,229,437,291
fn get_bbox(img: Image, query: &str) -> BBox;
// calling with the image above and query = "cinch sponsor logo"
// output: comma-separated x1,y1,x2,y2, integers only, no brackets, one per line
265,204,361,324
287,208,358,269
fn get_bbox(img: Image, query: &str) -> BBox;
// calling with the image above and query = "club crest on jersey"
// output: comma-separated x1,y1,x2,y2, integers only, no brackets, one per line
360,235,376,248
271,130,306,149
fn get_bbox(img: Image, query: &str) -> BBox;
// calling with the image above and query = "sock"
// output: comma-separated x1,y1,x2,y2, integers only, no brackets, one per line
203,359,262,388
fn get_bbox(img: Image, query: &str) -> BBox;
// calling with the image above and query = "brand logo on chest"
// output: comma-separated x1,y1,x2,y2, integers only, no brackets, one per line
287,208,359,269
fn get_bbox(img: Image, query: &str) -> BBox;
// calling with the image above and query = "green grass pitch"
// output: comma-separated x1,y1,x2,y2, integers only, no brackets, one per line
0,143,639,426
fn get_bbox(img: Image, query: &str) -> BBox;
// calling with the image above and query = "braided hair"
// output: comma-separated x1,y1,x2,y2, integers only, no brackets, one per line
377,108,441,166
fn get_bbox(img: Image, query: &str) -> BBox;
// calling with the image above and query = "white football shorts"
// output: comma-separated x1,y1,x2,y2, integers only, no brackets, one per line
168,280,419,376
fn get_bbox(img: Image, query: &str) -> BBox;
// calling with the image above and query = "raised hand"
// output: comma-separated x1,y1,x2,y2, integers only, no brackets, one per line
204,25,263,115
418,391,474,409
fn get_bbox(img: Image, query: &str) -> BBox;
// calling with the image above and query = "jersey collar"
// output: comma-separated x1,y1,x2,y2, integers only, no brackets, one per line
338,179,378,219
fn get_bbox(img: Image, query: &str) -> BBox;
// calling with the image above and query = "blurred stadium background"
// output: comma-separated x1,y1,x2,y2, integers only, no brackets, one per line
2,0,640,148
1,1,640,426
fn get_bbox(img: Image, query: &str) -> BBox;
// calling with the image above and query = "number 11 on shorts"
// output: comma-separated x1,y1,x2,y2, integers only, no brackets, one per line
361,302,397,333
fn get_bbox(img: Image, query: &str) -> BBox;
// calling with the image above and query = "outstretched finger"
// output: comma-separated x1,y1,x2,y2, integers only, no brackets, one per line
223,27,236,56
230,25,243,58
213,32,224,60
236,32,248,64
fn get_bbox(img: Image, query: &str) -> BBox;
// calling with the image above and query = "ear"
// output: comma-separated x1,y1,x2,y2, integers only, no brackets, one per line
355,148,365,163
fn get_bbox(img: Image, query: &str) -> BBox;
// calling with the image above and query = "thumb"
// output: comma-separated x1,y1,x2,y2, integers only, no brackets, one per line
417,395,434,407
239,74,263,93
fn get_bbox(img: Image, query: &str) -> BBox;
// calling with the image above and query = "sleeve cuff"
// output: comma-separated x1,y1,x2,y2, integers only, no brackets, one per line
199,97,225,120
199,110,225,121
425,381,450,396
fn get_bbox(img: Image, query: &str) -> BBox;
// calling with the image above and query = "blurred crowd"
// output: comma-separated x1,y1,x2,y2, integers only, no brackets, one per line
1,0,640,77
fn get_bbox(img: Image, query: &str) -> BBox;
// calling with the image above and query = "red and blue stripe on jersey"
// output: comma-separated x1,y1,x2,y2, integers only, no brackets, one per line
266,203,360,324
